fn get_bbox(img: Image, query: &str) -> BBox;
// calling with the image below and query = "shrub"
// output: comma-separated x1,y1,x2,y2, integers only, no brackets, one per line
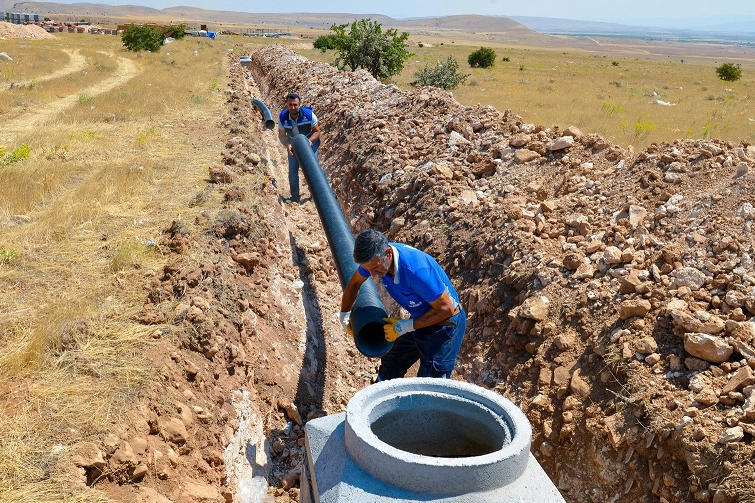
166,24,187,39
413,56,469,90
716,63,742,82
313,34,339,51
3,144,30,165
502,56,510,62
121,24,164,52
468,47,496,68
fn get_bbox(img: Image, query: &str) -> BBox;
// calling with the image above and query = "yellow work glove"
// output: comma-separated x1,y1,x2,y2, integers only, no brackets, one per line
383,317,415,342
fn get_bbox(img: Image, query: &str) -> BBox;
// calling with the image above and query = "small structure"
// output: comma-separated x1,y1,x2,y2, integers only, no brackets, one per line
301,378,566,503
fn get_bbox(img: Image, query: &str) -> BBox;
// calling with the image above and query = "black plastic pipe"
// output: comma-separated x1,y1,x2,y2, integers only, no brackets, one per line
251,97,275,130
290,134,392,358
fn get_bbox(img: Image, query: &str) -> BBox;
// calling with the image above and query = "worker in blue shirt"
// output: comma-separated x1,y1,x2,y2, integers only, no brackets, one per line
277,92,321,203
340,229,466,381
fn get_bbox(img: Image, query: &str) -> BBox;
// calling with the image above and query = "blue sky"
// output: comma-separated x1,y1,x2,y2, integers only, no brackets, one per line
47,0,755,30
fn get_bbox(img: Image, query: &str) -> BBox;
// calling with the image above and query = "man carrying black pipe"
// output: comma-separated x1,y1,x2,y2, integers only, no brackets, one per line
277,92,321,203
340,229,466,381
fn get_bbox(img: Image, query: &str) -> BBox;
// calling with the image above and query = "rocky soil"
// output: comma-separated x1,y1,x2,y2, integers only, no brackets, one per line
83,44,755,503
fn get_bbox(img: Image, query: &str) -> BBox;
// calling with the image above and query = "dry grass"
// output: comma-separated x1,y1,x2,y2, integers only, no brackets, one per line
0,31,244,502
299,37,754,150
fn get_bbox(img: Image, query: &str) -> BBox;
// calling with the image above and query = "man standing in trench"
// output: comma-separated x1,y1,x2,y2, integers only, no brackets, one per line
277,92,321,203
339,229,466,381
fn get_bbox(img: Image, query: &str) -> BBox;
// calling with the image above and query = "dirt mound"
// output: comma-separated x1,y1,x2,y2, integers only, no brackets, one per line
0,21,56,39
247,45,755,502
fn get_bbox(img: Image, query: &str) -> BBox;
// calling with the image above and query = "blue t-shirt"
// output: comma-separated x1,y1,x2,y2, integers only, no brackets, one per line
357,243,459,318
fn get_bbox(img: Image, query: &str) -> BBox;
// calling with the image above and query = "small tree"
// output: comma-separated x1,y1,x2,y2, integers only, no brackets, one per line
330,19,411,80
313,34,339,51
468,47,496,68
716,63,742,82
166,24,187,39
121,24,164,52
413,56,469,90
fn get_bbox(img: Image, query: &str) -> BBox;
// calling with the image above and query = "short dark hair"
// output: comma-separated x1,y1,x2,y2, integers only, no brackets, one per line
285,92,300,101
353,229,388,264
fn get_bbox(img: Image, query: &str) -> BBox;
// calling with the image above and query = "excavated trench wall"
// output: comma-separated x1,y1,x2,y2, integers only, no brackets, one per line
248,45,755,503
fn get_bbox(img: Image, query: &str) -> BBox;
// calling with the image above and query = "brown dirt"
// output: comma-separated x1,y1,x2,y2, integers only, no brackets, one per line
74,44,755,503
0,21,55,39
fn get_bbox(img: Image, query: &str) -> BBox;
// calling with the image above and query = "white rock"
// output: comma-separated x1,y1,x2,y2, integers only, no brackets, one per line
684,333,733,363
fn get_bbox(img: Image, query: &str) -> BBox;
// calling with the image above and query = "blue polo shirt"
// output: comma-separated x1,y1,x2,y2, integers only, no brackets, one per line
357,243,459,318
278,106,317,139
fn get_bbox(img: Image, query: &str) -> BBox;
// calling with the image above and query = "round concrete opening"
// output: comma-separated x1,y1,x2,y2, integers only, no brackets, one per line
370,393,506,457
344,378,531,495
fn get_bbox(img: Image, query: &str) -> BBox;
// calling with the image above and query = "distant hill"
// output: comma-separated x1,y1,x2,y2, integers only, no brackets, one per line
512,15,755,41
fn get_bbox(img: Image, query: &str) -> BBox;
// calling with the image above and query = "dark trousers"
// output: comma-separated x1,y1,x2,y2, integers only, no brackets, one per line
377,308,466,380
288,138,320,200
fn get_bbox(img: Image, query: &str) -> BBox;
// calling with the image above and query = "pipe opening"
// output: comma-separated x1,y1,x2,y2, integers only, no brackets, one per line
353,321,391,358
368,393,509,458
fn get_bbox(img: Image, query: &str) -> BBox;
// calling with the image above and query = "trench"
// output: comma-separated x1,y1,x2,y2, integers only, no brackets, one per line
215,44,707,503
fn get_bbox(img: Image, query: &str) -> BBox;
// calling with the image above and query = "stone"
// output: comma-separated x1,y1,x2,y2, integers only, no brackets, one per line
684,333,734,364
519,296,550,321
235,252,262,270
159,417,189,445
603,246,623,265
573,263,595,279
671,310,725,334
670,267,707,290
731,322,755,343
718,426,744,444
635,337,658,355
645,353,661,365
570,368,590,397
514,149,540,164
722,366,755,395
111,441,138,468
619,299,651,320
547,136,574,151
563,126,583,138
628,205,648,229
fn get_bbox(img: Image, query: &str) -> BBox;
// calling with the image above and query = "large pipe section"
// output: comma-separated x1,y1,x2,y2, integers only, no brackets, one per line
290,134,392,357
251,97,275,130
301,378,566,502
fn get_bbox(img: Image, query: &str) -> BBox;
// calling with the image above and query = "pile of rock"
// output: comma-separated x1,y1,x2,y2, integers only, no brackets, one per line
249,45,755,502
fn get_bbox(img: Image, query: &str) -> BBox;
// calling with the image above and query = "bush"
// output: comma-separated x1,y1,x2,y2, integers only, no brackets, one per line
3,144,30,165
468,47,496,68
313,34,339,51
716,63,742,82
413,56,469,90
121,24,164,52
330,19,411,80
166,24,186,39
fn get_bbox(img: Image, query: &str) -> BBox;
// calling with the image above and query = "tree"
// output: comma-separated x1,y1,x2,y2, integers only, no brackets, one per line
330,19,411,80
716,63,742,82
313,34,339,51
413,56,469,90
468,47,496,68
121,24,164,52
166,24,187,39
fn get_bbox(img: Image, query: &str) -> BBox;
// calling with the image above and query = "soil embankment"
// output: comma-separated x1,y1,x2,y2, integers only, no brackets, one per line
84,44,755,503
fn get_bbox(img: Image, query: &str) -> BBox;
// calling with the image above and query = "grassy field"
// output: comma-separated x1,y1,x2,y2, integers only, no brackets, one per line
0,31,243,502
296,35,754,150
